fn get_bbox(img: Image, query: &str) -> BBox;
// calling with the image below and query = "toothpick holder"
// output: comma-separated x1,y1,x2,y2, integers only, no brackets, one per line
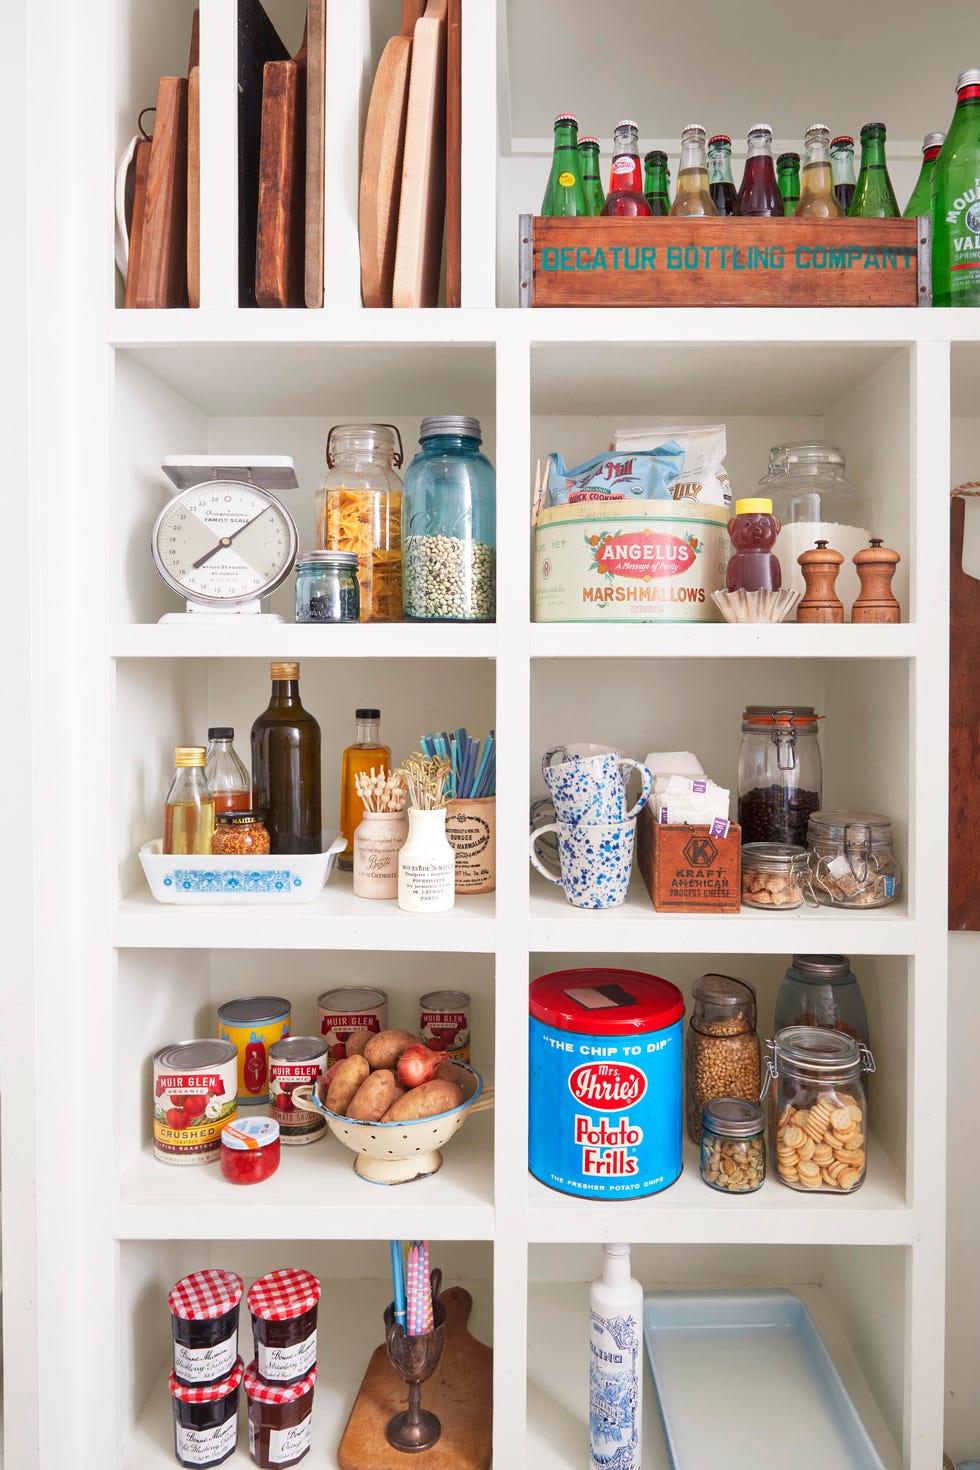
383,1271,446,1452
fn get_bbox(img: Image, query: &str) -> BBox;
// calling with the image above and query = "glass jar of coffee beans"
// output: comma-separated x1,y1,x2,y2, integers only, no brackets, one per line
685,974,761,1144
737,706,823,847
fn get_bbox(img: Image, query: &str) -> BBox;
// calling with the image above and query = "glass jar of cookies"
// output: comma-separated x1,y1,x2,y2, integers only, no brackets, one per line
740,842,806,910
685,974,761,1145
764,1026,874,1194
700,1098,766,1194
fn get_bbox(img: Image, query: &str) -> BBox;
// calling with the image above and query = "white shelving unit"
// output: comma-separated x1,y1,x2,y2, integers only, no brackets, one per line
14,0,975,1466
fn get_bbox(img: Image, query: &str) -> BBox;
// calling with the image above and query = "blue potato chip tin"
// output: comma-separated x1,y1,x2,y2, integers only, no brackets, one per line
529,968,685,1199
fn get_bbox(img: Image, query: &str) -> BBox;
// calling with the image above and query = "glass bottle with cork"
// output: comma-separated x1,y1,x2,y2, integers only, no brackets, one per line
643,150,671,215
735,124,782,216
848,122,899,218
164,746,214,855
339,708,390,872
706,134,737,215
670,124,717,217
777,152,800,215
204,728,251,813
932,70,980,307
541,113,587,216
250,662,322,856
600,121,651,216
578,135,605,215
794,125,843,218
829,135,857,212
903,132,945,217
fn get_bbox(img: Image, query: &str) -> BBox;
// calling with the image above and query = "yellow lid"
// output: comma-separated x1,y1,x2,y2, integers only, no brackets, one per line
735,498,773,515
271,661,300,679
174,746,207,767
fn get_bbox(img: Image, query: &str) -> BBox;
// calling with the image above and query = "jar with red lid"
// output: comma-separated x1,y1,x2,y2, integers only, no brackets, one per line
211,810,271,856
248,1269,321,1384
169,1269,244,1386
737,705,823,847
244,1361,317,1467
221,1117,281,1185
169,1356,243,1468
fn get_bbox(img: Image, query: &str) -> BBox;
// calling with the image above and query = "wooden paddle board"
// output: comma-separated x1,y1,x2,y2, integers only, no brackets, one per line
949,489,980,928
304,0,326,307
187,9,201,307
238,0,289,306
255,32,307,308
134,75,189,308
392,0,447,308
337,1287,492,1470
124,138,152,308
445,0,461,307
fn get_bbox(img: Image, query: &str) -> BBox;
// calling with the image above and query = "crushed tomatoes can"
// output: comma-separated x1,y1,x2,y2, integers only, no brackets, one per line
154,1040,239,1165
317,987,388,1062
529,968,684,1199
217,996,291,1106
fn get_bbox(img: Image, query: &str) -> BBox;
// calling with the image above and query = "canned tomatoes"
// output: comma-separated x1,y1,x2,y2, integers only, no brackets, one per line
419,990,471,1062
529,968,685,1199
317,987,388,1062
269,1037,329,1145
217,997,291,1106
154,1041,239,1166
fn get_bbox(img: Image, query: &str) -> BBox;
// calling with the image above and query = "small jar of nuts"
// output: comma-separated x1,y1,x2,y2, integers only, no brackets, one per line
764,1026,874,1194
685,975,761,1145
741,842,806,910
700,1098,766,1193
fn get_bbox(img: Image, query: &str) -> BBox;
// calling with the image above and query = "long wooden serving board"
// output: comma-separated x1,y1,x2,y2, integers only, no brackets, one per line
134,75,189,308
445,0,462,307
392,0,447,308
337,1287,492,1470
255,30,307,308
304,0,326,307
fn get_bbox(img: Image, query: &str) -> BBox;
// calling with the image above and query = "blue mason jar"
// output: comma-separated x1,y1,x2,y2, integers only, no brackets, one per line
402,416,496,621
294,550,360,623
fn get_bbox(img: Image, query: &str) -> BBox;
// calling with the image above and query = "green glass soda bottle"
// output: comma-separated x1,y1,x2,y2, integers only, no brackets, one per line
777,152,800,215
578,135,605,215
643,150,671,215
848,123,899,218
932,70,980,307
903,132,945,217
541,113,587,216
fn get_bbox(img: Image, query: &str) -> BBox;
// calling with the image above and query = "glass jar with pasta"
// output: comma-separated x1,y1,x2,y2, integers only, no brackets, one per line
317,424,404,623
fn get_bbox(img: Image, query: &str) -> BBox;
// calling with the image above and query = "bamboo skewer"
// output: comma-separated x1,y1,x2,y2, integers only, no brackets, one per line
354,766,407,814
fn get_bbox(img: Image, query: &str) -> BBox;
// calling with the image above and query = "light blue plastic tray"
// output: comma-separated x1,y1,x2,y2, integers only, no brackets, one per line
643,1289,886,1470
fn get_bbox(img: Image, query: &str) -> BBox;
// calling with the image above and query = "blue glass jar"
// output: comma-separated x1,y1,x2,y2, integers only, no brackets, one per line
294,550,360,623
402,416,496,621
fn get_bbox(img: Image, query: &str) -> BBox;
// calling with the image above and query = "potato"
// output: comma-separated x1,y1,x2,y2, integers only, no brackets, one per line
346,1069,398,1122
435,1061,458,1083
363,1029,419,1072
325,1054,370,1115
383,1079,464,1122
344,1027,372,1059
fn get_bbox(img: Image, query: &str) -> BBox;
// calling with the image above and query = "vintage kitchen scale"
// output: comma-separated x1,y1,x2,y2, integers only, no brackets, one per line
152,456,299,621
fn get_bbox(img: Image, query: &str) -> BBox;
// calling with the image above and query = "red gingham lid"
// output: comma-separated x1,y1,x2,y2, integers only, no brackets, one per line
243,1361,317,1404
169,1269,244,1321
247,1268,321,1321
170,1357,244,1402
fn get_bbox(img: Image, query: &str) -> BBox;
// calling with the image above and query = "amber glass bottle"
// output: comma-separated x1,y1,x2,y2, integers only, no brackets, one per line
250,662,322,855
339,709,390,871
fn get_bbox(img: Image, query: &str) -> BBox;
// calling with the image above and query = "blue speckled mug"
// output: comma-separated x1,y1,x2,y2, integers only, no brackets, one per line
542,745,653,825
529,817,636,908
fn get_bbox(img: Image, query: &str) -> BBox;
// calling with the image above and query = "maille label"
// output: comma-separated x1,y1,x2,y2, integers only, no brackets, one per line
596,532,695,579
568,1062,647,1110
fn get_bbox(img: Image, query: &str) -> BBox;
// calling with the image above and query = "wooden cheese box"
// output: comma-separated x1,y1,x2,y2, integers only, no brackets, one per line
636,807,742,914
519,215,930,309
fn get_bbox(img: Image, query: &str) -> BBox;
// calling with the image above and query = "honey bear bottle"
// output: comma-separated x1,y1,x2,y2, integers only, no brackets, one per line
726,497,783,592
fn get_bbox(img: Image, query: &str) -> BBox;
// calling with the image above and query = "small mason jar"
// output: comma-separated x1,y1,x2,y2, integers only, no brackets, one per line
700,1098,766,1194
740,841,806,909
294,550,360,624
737,706,823,847
764,1025,874,1194
402,416,496,622
803,809,902,909
317,423,403,623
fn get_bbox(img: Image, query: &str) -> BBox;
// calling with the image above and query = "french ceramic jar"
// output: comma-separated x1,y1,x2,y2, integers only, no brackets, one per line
737,706,823,848
774,954,869,1045
765,1025,874,1194
684,975,761,1145
317,424,403,623
353,807,409,899
803,809,902,909
768,441,872,607
294,549,360,623
700,1098,766,1194
740,841,806,909
402,415,496,621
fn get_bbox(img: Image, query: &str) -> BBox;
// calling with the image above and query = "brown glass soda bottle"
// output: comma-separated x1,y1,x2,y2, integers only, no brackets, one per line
251,661,322,855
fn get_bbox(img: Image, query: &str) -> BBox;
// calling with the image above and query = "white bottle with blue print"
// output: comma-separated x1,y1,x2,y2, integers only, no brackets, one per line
589,1243,643,1470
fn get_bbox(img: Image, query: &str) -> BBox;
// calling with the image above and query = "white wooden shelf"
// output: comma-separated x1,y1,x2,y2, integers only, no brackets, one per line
529,624,918,660
111,623,497,661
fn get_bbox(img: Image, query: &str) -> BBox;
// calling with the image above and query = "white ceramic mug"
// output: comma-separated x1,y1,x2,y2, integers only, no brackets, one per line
542,746,653,824
529,817,636,909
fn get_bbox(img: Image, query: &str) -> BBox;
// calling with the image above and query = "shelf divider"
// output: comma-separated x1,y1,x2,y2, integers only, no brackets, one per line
198,0,239,309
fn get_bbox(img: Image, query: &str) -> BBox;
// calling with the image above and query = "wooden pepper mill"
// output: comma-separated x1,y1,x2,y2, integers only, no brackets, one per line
797,540,844,623
852,538,901,623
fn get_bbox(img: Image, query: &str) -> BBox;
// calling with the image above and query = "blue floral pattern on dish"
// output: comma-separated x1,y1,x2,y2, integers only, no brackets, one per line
163,869,303,893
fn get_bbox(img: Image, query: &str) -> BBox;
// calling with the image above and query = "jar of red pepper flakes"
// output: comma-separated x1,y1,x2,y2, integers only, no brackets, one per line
221,1117,281,1185
169,1268,245,1386
169,1356,244,1468
244,1361,317,1467
247,1269,321,1385
211,810,271,855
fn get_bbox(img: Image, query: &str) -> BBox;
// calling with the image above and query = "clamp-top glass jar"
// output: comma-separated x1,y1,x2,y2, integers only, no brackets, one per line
768,441,871,608
317,424,403,623
803,809,902,909
402,416,496,621
765,1025,874,1194
737,706,823,848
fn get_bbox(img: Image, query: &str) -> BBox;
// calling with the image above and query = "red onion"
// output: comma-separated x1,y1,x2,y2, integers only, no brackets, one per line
397,1044,444,1089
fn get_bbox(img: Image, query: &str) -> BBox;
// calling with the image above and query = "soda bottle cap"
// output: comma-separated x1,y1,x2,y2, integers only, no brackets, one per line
553,113,578,126
923,132,946,150
708,134,732,147
578,136,600,148
644,149,667,163
615,119,639,131
748,123,773,136
860,122,886,137
806,123,830,134
777,152,800,165
735,498,773,516
830,136,854,148
682,123,706,137
956,69,980,90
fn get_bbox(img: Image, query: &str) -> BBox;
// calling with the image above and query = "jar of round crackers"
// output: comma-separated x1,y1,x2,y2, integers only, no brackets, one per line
700,1098,766,1194
740,842,806,909
318,424,404,623
685,975,761,1145
764,1026,875,1194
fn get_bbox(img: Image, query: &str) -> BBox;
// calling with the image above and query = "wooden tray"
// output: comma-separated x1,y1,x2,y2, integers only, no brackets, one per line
519,215,930,308
337,1287,492,1470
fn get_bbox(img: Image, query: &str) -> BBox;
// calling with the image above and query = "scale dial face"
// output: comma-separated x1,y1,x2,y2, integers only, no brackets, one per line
152,480,298,606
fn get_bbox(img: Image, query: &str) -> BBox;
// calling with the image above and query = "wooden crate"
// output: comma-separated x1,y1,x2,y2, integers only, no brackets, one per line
636,807,742,913
519,215,930,308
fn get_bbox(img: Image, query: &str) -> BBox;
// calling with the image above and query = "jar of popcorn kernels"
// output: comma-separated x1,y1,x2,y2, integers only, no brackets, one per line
764,1026,874,1194
740,842,806,910
700,1098,766,1194
685,974,761,1145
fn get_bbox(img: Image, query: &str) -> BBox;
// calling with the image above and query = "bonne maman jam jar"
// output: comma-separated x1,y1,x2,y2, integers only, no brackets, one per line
528,968,685,1199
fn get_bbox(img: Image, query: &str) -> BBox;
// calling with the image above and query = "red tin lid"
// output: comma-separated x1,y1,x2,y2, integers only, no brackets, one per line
247,1268,321,1322
169,1357,244,1402
243,1361,318,1404
530,969,684,1035
168,1268,244,1322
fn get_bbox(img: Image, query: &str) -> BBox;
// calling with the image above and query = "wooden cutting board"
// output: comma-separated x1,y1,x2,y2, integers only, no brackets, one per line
359,0,426,307
337,1287,492,1470
304,0,326,307
949,489,980,928
134,75,189,308
445,0,461,307
392,0,447,308
255,31,307,308
123,138,152,308
187,9,201,307
238,0,289,306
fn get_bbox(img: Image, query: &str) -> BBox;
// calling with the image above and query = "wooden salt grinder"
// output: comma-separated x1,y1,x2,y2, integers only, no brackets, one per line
797,540,844,623
852,538,901,623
